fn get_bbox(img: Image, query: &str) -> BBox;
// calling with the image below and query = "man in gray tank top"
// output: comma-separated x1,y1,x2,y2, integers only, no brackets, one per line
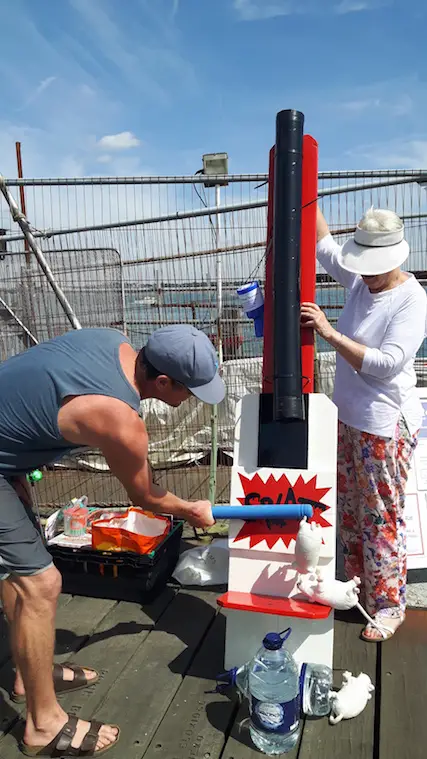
0,324,224,756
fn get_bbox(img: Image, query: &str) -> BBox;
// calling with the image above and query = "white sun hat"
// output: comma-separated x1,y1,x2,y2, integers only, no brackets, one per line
337,221,410,276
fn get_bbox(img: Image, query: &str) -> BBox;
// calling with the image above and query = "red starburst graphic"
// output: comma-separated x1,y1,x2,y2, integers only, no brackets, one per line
234,472,332,549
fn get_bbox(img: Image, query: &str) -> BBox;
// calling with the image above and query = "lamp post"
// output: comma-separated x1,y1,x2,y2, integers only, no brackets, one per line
201,152,229,509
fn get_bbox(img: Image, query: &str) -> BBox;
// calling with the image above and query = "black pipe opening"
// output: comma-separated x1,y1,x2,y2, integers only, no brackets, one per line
273,109,304,423
257,109,308,470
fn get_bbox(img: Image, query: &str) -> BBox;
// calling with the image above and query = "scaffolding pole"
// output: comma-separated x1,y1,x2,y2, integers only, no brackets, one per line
2,168,427,187
0,176,82,330
208,185,223,509
0,295,38,345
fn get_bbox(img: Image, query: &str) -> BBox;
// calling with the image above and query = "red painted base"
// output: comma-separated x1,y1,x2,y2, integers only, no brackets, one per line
217,591,331,619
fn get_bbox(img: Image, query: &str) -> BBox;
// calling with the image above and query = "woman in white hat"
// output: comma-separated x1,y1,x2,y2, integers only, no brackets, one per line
301,206,427,641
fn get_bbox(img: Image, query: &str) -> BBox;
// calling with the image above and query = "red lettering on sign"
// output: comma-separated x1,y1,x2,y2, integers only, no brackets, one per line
234,472,332,549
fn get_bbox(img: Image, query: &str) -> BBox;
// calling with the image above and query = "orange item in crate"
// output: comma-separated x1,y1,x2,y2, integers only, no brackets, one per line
91,507,171,555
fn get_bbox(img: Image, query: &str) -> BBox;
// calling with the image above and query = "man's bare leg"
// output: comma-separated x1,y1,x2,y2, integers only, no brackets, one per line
1,578,97,698
9,567,118,751
1,579,25,695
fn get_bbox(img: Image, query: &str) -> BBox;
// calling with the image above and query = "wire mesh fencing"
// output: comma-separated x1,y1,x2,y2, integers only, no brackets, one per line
317,170,427,389
1,170,427,509
0,176,268,508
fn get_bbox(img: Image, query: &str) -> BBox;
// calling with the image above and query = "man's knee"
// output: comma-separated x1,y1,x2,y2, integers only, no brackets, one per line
12,565,62,607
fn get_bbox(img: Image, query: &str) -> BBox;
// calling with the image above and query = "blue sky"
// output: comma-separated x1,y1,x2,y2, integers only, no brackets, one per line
1,0,427,178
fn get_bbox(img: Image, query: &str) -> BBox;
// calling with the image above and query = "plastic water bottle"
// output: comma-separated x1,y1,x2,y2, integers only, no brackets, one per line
218,660,332,719
247,629,300,755
300,663,333,718
215,656,333,736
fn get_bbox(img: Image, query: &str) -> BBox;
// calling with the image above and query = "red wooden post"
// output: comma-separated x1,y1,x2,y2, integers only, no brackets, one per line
300,135,318,393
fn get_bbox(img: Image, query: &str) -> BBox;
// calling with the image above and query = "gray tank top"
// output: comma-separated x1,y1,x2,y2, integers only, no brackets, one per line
0,328,141,475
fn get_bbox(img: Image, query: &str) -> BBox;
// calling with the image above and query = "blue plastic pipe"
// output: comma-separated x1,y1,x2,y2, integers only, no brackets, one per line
211,504,313,521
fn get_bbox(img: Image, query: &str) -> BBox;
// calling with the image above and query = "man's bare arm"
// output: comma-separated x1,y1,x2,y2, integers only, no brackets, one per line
58,395,214,528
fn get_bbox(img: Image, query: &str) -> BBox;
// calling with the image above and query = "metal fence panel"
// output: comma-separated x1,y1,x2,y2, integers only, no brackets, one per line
1,171,427,508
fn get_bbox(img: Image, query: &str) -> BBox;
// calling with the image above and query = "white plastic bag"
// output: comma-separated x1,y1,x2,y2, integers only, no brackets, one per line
172,539,229,586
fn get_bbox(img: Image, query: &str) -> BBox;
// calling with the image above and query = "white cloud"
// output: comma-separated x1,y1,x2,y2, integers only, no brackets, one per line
346,138,427,169
342,98,382,112
97,131,141,151
233,0,294,19
391,94,413,117
233,0,389,19
340,94,412,116
19,75,57,110
171,0,179,19
335,0,390,12
79,83,96,97
335,1,370,12
0,0,197,185
69,0,197,105
59,155,85,177
97,154,113,164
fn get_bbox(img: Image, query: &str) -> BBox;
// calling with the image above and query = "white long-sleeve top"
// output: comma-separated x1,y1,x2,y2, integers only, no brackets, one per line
317,233,427,438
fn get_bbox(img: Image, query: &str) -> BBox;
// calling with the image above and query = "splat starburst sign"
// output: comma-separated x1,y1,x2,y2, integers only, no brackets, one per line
233,472,332,549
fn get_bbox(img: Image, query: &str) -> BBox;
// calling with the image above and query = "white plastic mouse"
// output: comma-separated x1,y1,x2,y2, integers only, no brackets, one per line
293,517,322,574
329,671,375,725
297,570,386,635
297,571,361,611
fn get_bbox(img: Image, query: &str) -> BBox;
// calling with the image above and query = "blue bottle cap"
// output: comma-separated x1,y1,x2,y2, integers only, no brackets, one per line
263,633,283,650
263,628,291,650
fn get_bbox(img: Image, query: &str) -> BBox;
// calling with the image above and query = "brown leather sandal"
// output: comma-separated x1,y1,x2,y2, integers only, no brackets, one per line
20,714,120,756
11,662,99,704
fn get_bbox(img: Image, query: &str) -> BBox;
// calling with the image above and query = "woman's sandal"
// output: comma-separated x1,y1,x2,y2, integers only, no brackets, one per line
361,613,405,642
11,662,99,704
20,714,120,757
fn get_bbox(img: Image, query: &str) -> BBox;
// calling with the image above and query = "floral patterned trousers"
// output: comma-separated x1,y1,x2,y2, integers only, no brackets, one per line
337,417,418,617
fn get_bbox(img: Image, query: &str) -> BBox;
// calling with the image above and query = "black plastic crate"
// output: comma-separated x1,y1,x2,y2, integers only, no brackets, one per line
48,519,183,603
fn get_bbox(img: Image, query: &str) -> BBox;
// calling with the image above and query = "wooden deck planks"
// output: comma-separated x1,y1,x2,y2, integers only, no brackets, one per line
222,701,304,759
0,595,120,755
56,588,178,722
53,596,118,664
379,609,427,759
144,612,238,759
88,590,218,759
0,594,425,759
298,612,377,759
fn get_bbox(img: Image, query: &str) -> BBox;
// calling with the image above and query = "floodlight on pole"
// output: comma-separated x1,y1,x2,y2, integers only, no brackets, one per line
202,152,229,187
200,152,229,509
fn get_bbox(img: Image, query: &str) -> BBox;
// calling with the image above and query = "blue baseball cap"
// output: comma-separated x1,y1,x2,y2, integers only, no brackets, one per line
145,324,225,405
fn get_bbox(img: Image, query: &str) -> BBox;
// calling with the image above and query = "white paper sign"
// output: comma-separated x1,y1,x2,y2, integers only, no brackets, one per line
407,392,427,570
406,494,424,558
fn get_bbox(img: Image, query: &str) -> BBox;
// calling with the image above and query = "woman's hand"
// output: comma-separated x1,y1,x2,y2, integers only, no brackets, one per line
301,301,366,372
301,302,334,341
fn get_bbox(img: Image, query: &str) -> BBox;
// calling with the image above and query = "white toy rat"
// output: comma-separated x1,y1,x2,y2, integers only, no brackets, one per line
297,570,386,635
293,517,322,574
329,671,375,725
297,571,361,611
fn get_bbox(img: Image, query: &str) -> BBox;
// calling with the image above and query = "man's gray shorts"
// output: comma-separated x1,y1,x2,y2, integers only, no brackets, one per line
0,474,53,581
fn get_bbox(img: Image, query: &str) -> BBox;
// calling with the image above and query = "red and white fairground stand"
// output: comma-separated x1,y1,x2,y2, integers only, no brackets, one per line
218,111,338,671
